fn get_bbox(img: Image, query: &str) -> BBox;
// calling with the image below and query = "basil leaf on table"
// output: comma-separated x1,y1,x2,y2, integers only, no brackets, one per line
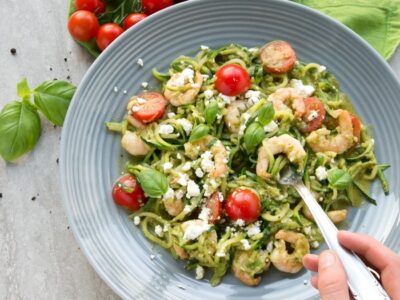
33,80,76,126
189,124,210,142
243,122,265,152
258,102,275,126
137,169,169,198
327,169,353,190
204,100,219,125
17,78,31,101
0,101,41,161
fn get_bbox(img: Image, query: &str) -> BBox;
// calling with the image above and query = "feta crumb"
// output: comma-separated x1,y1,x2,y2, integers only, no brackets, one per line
167,112,176,119
219,93,236,104
183,205,191,214
195,265,205,280
203,183,212,197
246,222,261,237
290,79,315,97
248,48,258,53
136,97,147,104
234,219,245,227
170,68,195,87
133,216,140,225
150,254,155,260
318,65,327,72
218,192,224,202
303,279,309,285
200,45,210,51
200,151,214,173
163,162,173,171
177,153,182,159
264,120,278,132
198,207,210,222
238,124,246,136
163,187,174,201
315,166,328,181
216,250,226,257
266,241,273,252
158,124,174,135
137,58,144,67
182,162,191,171
307,110,319,121
177,173,189,186
176,190,185,200
155,225,163,237
131,106,141,112
163,224,170,232
216,114,222,120
204,89,214,99
186,180,201,198
240,239,251,250
201,74,209,81
177,118,193,135
209,179,218,188
123,90,128,95
304,226,311,235
245,90,261,106
195,168,204,178
141,82,149,88
113,86,119,93
183,220,210,240
312,241,320,248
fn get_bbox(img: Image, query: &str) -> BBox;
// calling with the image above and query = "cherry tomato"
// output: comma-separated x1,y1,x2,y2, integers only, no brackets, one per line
130,92,167,123
225,189,261,223
112,174,147,211
260,41,296,74
68,11,99,42
96,23,124,51
301,97,326,133
351,114,361,144
142,0,173,15
214,64,251,96
74,0,106,14
123,13,148,30
206,192,223,223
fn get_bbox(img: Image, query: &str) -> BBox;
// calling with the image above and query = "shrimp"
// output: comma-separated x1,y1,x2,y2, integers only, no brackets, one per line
232,250,270,286
184,135,228,178
224,100,247,133
172,243,188,259
164,70,203,106
303,206,348,224
127,99,147,129
267,88,305,118
256,134,306,179
306,109,354,154
270,230,310,273
121,130,150,156
163,197,184,217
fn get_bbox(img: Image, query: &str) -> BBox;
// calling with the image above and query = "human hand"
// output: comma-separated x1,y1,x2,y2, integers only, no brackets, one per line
302,230,400,300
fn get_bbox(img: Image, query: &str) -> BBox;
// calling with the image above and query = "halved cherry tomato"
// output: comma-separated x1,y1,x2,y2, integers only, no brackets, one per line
142,0,173,15
206,192,223,223
260,41,296,74
112,174,147,211
131,92,167,123
96,23,124,51
214,64,251,96
351,114,361,144
301,97,326,133
68,11,99,42
225,188,261,223
123,13,148,30
74,0,106,15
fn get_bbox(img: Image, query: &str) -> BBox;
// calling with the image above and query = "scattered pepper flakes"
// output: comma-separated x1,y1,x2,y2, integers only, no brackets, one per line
50,67,53,71
31,196,36,201
67,226,70,230
0,193,3,198
56,158,59,164
64,57,67,62
10,48,16,55
66,75,71,80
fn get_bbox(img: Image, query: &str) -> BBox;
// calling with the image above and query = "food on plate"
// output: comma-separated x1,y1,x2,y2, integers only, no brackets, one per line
106,41,389,286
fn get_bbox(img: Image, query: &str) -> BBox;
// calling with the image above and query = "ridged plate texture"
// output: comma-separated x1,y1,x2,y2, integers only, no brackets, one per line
60,0,400,299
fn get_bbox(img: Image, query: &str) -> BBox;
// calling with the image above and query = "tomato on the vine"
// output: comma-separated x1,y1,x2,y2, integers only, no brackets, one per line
68,10,99,42
74,0,106,15
96,23,124,51
225,188,261,223
112,174,147,211
142,0,174,15
123,13,148,30
214,64,251,96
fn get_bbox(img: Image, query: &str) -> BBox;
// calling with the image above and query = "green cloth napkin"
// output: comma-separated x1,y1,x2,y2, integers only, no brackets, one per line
293,0,400,60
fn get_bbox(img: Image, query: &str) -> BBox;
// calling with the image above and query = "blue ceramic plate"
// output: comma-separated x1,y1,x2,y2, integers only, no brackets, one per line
60,0,400,299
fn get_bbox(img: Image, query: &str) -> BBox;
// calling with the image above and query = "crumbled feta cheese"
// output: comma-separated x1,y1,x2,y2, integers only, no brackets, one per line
176,189,185,200
183,221,210,240
290,79,315,97
167,112,176,119
246,222,261,237
198,207,210,222
245,90,261,106
177,118,193,135
131,106,141,112
163,187,174,201
181,162,191,171
312,241,320,248
266,241,273,252
201,74,209,81
203,183,212,197
248,48,258,53
204,89,214,99
141,82,149,88
218,192,224,202
238,124,246,136
155,225,163,237
318,65,326,72
150,254,155,260
200,45,210,51
137,58,144,67
195,168,204,178
315,166,328,181
209,179,218,188
186,180,201,198
183,205,192,214
219,93,236,104
264,120,278,132
177,153,182,159
133,216,140,225
123,90,128,95
234,219,245,227
163,224,170,232
195,265,205,280
177,173,189,186
113,86,119,93
216,250,226,257
240,239,251,250
303,279,309,285
216,114,222,120
200,151,214,173
307,110,319,121
304,226,311,235
158,124,174,135
163,162,173,171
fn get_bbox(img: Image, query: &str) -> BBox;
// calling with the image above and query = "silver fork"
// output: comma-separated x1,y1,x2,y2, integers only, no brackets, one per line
278,167,390,300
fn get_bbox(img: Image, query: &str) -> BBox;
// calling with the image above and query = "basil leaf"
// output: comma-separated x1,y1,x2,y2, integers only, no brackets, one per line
258,102,275,126
204,100,219,124
189,124,210,142
327,169,353,190
33,80,76,126
137,169,169,198
243,122,265,152
0,101,41,161
17,78,31,101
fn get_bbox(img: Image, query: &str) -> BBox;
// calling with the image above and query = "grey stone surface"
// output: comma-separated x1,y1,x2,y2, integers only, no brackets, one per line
0,0,399,299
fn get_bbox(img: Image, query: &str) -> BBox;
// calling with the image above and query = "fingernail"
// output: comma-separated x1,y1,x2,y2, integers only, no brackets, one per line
319,251,336,269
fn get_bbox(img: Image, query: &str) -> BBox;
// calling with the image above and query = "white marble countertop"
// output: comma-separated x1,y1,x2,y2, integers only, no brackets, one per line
0,1,399,299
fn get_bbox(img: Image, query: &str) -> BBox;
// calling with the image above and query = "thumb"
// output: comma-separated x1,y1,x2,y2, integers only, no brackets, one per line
317,250,350,300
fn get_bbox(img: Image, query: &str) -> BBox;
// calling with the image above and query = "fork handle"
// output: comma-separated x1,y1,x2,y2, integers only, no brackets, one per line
294,181,390,300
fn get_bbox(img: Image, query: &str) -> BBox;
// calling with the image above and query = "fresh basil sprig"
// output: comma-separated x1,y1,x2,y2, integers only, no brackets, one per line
189,124,210,142
243,122,265,152
204,100,219,125
0,78,76,162
258,102,275,126
137,169,169,198
327,169,353,190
